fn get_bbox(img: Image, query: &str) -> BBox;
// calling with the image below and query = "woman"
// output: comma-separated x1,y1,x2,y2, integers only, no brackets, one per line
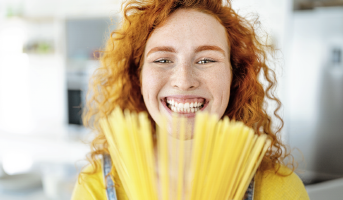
72,0,309,199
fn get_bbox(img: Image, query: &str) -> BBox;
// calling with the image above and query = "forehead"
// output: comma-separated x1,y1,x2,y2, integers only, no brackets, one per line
145,9,229,55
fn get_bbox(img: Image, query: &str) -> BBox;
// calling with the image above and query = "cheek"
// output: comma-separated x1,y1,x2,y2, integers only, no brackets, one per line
208,66,232,111
220,68,232,98
141,66,166,105
141,65,169,126
220,69,232,99
141,68,153,103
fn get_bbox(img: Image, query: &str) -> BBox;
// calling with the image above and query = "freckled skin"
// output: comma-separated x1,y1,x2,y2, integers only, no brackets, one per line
141,9,232,136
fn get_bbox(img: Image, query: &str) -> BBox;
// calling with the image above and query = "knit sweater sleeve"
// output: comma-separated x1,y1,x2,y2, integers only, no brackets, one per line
254,166,310,200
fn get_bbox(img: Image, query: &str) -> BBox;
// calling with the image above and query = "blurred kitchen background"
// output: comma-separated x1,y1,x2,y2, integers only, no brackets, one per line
0,0,342,199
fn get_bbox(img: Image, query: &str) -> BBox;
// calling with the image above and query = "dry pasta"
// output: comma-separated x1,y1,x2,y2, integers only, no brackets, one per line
99,107,271,200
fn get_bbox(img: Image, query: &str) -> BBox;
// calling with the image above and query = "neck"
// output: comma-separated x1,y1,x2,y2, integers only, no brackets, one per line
155,132,194,199
167,133,193,175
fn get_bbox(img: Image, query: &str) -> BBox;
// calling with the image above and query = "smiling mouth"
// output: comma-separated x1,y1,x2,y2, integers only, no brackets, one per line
164,97,205,113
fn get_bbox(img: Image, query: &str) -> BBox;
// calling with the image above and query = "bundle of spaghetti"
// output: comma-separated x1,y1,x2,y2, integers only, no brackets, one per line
99,107,271,200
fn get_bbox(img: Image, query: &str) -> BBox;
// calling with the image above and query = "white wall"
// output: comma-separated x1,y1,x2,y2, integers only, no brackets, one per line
232,0,293,143
287,7,343,182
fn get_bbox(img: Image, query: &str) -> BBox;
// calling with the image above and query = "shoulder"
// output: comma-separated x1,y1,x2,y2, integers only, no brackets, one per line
71,160,107,200
71,159,129,200
254,165,310,200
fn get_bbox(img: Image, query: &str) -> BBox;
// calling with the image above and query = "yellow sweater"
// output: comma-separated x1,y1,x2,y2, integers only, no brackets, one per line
71,161,309,200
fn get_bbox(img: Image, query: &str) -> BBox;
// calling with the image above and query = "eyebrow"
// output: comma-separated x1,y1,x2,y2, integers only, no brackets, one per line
146,46,176,57
195,45,226,56
146,45,226,57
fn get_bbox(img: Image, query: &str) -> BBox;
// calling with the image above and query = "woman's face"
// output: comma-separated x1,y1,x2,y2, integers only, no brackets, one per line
141,9,232,137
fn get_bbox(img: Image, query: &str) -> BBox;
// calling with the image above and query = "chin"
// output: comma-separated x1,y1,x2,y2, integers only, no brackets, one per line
164,116,195,140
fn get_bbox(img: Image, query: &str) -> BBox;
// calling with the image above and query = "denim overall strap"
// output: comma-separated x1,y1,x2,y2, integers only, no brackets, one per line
103,154,118,200
244,177,255,200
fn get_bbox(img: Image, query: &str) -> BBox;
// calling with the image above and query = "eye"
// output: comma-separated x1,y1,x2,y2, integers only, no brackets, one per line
153,59,172,64
197,58,215,64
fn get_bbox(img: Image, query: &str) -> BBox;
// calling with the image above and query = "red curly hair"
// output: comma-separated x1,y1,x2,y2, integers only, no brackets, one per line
82,0,293,177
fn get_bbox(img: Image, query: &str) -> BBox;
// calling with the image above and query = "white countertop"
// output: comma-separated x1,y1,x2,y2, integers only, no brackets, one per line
0,124,92,168
0,124,92,199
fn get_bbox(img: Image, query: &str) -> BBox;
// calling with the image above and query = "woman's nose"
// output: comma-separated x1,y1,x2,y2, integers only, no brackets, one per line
170,63,200,90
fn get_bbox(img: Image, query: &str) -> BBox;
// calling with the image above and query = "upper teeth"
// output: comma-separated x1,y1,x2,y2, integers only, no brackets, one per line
166,99,204,113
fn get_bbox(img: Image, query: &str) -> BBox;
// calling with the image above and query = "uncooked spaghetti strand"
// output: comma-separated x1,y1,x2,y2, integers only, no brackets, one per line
134,112,154,200
99,118,116,151
100,115,134,199
111,108,143,199
215,122,243,200
138,112,158,200
108,145,134,200
193,112,214,200
176,117,186,200
158,117,170,200
234,139,271,200
133,113,149,199
206,117,231,200
230,129,255,197
112,108,140,199
223,125,252,199
223,123,247,198
121,110,141,199
232,133,257,186
135,112,156,200
105,108,121,152
206,114,222,197
200,119,224,200
140,113,157,200
234,134,267,198
171,114,178,200
103,110,130,182
125,110,147,198
109,108,133,174
99,118,131,189
189,112,207,200
245,139,272,195
211,119,237,200
195,114,217,200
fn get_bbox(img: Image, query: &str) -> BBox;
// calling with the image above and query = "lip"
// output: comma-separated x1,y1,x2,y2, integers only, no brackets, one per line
160,95,209,118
